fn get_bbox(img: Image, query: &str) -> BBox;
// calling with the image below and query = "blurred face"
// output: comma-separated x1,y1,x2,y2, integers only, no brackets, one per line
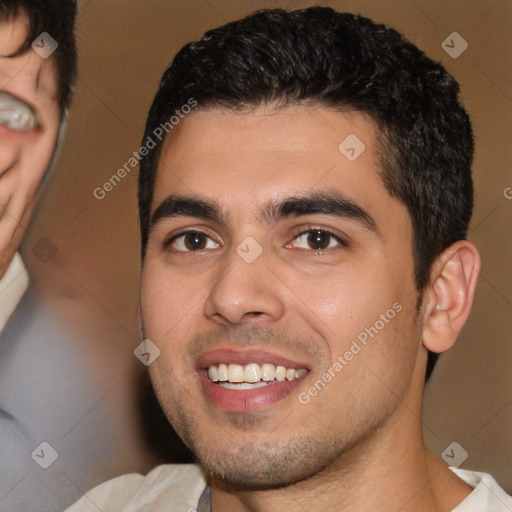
0,16,60,276
141,106,425,489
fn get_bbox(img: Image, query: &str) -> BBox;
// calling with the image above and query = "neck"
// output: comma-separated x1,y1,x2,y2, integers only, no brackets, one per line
210,369,472,512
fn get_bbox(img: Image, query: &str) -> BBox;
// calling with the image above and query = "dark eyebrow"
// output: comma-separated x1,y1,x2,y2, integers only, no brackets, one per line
150,191,377,235
150,195,223,229
263,191,378,233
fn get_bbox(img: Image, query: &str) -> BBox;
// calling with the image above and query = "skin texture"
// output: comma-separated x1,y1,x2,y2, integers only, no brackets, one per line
0,17,60,277
141,106,480,511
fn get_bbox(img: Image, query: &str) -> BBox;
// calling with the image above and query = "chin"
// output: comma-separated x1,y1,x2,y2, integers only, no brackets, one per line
194,436,338,492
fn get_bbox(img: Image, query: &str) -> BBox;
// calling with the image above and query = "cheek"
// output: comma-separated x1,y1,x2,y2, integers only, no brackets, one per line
149,360,183,420
141,260,206,341
15,136,58,197
357,300,421,392
311,293,346,324
301,268,416,368
286,267,388,343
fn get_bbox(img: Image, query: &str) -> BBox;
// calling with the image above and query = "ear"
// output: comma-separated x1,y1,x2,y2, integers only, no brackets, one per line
422,240,481,353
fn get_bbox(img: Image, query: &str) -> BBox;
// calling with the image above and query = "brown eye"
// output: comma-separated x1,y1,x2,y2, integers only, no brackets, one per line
289,229,345,251
307,230,331,250
184,232,207,250
168,231,219,252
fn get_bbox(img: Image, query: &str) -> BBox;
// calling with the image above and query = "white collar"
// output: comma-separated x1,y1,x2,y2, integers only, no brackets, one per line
0,253,29,333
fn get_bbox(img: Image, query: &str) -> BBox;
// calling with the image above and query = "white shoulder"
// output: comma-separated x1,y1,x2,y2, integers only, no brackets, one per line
64,464,207,512
450,468,512,511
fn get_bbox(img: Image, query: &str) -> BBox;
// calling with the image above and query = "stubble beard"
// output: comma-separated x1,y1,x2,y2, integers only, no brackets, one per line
167,396,349,492
149,323,409,492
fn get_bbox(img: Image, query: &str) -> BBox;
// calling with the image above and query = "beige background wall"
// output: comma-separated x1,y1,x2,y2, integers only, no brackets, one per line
22,0,511,491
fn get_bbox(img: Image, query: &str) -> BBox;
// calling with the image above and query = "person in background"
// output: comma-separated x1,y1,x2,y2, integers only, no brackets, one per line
0,2,157,510
0,0,75,328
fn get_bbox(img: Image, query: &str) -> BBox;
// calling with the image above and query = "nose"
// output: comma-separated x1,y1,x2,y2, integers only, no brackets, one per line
204,246,285,325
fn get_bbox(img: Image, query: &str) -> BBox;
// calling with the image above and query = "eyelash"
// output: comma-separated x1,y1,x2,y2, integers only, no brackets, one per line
287,228,348,252
163,227,348,254
163,230,219,253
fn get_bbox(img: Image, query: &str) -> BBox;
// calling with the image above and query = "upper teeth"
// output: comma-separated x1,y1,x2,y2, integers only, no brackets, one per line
207,363,307,384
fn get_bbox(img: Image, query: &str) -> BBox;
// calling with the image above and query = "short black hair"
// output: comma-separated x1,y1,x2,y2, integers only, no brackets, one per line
0,0,78,117
139,7,474,380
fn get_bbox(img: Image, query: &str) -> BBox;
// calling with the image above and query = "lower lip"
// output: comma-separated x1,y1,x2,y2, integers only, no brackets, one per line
199,371,307,413
0,125,27,140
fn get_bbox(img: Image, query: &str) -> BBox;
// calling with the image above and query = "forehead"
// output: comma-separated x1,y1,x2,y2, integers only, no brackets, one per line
153,106,392,216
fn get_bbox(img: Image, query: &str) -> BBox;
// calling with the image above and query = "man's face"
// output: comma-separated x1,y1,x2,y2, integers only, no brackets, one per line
0,17,60,276
141,106,426,489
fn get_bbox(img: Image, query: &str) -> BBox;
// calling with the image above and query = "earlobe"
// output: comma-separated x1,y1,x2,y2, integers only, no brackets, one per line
422,240,481,353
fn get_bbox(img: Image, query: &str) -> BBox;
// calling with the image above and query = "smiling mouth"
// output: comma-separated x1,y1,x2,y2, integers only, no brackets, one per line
207,362,308,390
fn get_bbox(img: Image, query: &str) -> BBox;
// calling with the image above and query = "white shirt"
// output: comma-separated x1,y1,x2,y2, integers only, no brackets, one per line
0,253,29,333
64,463,512,511
64,464,207,512
450,467,512,511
